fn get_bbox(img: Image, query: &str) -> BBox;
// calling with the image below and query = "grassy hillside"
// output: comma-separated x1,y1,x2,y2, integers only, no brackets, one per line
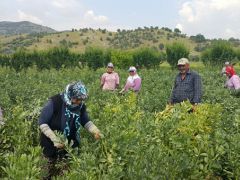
0,27,208,56
1,26,240,59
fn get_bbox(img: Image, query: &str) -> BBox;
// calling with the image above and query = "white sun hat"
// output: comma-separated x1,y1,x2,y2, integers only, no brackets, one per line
107,62,114,68
128,66,137,72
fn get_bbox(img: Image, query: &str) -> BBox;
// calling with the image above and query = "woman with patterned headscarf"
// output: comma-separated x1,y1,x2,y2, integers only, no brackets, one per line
38,81,101,178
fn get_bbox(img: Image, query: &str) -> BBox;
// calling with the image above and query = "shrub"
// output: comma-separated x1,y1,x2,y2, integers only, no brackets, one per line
84,47,106,70
166,43,189,69
201,40,236,66
133,48,161,68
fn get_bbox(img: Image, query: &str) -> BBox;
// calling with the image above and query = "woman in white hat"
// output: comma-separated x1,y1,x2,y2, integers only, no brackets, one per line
101,63,120,91
120,66,142,93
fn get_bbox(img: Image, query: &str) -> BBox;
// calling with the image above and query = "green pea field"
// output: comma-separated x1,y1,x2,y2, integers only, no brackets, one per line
0,65,240,179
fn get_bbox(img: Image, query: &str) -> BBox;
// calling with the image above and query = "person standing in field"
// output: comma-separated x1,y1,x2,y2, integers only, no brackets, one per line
120,66,141,93
101,63,120,91
224,67,240,90
169,58,202,108
38,81,102,178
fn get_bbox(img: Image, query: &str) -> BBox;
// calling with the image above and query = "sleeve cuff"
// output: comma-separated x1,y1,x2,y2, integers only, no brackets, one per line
84,121,100,134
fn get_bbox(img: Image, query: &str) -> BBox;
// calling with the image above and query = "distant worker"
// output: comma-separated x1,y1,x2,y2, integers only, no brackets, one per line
225,67,240,90
169,58,202,109
120,66,141,93
101,63,120,91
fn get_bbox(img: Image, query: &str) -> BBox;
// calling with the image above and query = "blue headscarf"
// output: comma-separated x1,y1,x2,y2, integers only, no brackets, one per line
63,81,88,108
62,81,88,146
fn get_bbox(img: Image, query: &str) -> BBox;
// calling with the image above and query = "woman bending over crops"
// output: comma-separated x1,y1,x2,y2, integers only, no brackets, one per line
38,81,102,178
120,66,141,93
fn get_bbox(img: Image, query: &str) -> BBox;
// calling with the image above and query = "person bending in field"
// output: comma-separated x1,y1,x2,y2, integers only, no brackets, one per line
120,66,141,94
38,81,102,179
101,63,120,91
224,67,240,90
169,58,202,109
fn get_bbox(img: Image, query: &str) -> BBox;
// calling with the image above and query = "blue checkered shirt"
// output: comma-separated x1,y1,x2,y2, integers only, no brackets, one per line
170,70,202,104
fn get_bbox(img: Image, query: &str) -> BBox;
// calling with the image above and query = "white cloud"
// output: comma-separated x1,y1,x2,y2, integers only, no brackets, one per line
210,0,240,10
176,23,183,32
177,0,240,39
77,10,112,29
84,10,109,24
179,2,195,23
17,10,43,24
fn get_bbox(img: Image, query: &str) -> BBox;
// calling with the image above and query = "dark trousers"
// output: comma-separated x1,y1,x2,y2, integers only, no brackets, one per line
43,149,69,180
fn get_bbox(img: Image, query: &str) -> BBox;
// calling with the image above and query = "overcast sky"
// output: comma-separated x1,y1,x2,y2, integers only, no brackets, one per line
0,0,240,39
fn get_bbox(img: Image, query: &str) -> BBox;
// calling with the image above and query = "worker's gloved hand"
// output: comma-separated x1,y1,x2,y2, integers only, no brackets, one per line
52,137,65,149
192,104,198,112
40,124,64,149
94,132,101,140
53,142,65,149
94,132,104,140
84,121,102,140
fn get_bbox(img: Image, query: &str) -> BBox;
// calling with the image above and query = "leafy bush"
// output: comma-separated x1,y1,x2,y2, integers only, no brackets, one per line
133,48,162,68
201,40,236,66
110,50,134,69
235,49,240,61
84,47,106,70
166,42,190,69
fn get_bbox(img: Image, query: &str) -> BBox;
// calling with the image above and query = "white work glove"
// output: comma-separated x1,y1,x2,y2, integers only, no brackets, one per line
40,124,64,149
84,121,103,140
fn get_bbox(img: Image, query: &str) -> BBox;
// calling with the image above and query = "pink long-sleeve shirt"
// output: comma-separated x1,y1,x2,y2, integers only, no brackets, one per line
124,74,141,92
101,72,120,90
226,75,240,90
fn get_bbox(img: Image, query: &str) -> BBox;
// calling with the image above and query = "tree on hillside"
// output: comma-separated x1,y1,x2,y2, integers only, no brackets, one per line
174,28,181,34
190,34,206,43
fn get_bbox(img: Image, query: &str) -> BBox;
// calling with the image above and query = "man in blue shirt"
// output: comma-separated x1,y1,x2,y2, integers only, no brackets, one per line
169,58,202,107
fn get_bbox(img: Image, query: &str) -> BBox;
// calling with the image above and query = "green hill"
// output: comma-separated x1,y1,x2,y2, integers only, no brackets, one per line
1,25,239,58
0,21,56,35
